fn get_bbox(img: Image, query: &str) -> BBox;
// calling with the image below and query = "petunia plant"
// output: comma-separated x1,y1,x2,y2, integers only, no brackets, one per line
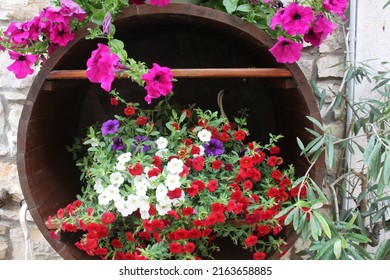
48,92,328,260
0,1,349,85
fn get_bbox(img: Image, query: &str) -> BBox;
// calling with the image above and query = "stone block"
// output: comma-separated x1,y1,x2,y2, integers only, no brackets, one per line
7,103,23,156
0,162,23,203
0,224,10,235
317,55,345,78
319,28,344,53
0,236,9,259
10,225,61,260
2,90,28,101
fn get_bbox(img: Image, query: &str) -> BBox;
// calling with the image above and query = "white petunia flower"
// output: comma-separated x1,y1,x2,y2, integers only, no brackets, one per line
110,172,124,187
94,179,104,194
156,183,168,201
164,174,181,190
117,152,132,164
156,201,172,216
98,185,119,205
167,158,184,174
197,129,212,142
126,194,141,212
115,162,126,171
155,136,168,150
139,200,151,212
140,210,150,220
114,196,125,210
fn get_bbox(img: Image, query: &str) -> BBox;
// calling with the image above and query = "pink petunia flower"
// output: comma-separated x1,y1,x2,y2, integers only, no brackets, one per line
270,8,284,30
269,36,303,64
48,22,75,47
86,43,120,92
304,13,337,47
323,0,349,16
4,22,30,46
60,0,87,22
149,0,170,7
142,63,173,104
7,51,38,79
280,3,313,36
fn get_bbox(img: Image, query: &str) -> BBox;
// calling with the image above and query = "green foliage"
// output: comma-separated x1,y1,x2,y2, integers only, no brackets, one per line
295,60,390,259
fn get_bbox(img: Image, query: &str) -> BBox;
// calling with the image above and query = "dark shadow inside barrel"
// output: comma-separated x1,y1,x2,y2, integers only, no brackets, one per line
17,4,324,260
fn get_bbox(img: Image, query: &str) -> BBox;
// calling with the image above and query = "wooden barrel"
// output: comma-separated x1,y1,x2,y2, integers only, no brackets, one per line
17,4,324,260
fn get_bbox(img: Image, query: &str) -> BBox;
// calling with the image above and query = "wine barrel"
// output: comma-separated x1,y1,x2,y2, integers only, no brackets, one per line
17,4,324,260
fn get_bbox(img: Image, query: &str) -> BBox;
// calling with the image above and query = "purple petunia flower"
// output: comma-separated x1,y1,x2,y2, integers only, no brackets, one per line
203,138,224,156
132,136,150,153
112,137,126,151
101,119,120,136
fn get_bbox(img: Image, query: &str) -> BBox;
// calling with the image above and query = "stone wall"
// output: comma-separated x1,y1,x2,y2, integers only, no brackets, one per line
0,0,346,260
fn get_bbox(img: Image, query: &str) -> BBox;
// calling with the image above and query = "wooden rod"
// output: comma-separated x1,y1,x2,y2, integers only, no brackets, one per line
46,68,293,80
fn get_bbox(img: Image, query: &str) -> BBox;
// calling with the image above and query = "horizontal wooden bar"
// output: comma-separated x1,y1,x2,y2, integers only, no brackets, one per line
46,68,293,80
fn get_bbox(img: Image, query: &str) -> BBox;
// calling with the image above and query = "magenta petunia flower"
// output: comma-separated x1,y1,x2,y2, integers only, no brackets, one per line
323,0,348,16
101,119,120,136
48,22,75,47
149,0,170,7
269,36,303,64
86,43,120,92
305,13,337,47
142,63,173,104
280,3,313,36
60,0,87,22
4,22,30,46
7,51,38,79
270,8,284,30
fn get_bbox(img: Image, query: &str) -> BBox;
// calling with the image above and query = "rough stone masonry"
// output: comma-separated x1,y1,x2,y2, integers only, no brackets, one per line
0,0,346,260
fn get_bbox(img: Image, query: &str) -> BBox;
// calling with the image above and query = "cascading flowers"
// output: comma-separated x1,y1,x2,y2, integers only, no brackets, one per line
1,1,349,86
48,92,312,260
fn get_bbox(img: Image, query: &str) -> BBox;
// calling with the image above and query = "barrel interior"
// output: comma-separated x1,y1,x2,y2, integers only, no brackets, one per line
18,5,323,260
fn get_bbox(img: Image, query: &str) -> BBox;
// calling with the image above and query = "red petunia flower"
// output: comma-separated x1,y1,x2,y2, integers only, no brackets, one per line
128,162,143,176
169,242,182,254
253,251,266,260
245,235,258,247
234,130,247,141
101,212,115,224
124,106,136,117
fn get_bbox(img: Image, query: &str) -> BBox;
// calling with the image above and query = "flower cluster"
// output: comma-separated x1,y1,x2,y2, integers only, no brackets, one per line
49,93,309,260
0,1,348,83
1,0,86,78
202,0,348,63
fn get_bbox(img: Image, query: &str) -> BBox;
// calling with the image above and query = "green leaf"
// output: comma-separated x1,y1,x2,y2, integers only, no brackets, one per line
382,151,390,187
296,137,305,153
345,211,359,231
90,9,106,25
372,207,387,222
237,4,251,12
306,116,324,131
222,0,238,13
363,137,376,163
350,243,373,260
374,240,390,260
367,142,382,181
309,216,321,241
333,239,342,259
314,211,332,239
345,233,371,243
325,133,335,169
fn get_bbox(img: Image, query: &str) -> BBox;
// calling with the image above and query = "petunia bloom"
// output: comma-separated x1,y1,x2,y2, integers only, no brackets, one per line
269,36,303,64
323,0,349,16
203,138,224,156
304,14,337,47
101,119,120,136
142,63,173,104
7,51,38,79
86,43,121,92
112,137,126,151
280,3,313,36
